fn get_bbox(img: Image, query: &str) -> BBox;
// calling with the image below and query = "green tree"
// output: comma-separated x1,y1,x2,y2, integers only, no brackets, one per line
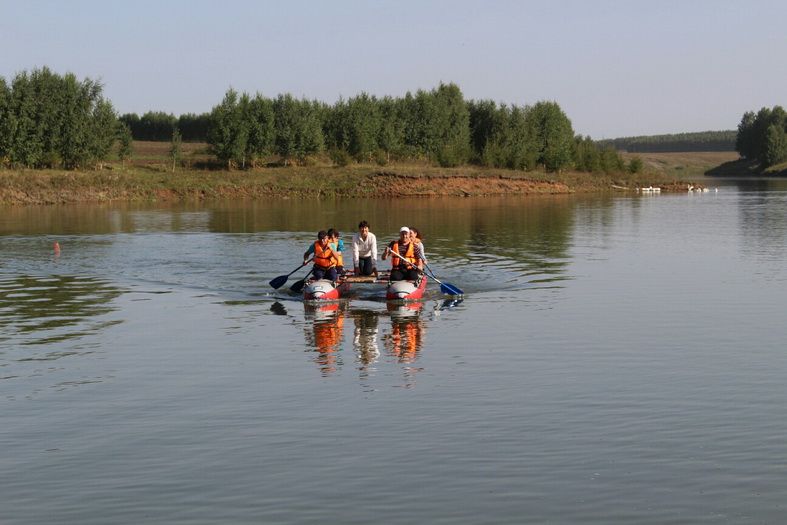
345,93,381,161
117,122,133,164
735,111,757,159
89,99,118,168
0,77,11,162
208,88,248,169
527,101,574,172
627,155,644,174
763,124,787,167
245,94,275,167
272,94,324,164
170,128,182,172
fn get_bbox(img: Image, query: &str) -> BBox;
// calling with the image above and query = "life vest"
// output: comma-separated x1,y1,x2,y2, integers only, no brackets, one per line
390,240,416,269
330,240,344,267
314,241,338,269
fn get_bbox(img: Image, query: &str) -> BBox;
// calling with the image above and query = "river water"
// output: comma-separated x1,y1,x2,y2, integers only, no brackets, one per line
2,178,786,524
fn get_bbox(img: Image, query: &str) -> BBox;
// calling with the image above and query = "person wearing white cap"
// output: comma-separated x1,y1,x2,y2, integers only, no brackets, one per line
382,226,423,281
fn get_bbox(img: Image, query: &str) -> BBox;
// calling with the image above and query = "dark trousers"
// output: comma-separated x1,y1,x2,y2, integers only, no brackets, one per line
358,256,374,276
390,267,419,281
313,266,338,281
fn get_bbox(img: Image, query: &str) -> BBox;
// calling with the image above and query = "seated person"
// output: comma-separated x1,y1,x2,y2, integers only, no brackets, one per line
304,230,339,281
382,226,423,281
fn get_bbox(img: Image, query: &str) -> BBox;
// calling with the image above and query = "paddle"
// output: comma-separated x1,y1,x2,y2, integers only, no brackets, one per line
424,262,464,296
289,269,312,293
269,258,312,289
384,247,463,296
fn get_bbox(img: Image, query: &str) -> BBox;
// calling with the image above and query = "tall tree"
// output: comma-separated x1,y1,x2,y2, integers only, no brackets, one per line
527,101,574,172
207,88,248,169
169,128,182,172
117,122,133,164
763,124,787,167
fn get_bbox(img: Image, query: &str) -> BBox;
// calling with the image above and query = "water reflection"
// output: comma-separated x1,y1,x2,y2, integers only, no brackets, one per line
0,274,122,348
385,301,425,364
283,299,430,380
0,274,123,397
304,302,346,375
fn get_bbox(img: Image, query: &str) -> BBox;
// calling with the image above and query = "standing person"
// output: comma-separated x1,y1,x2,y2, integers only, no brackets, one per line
409,227,426,265
382,226,423,281
327,228,345,276
352,220,378,276
304,230,339,281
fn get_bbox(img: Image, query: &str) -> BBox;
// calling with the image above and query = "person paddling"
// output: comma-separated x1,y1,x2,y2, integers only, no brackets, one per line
327,228,345,276
352,220,378,276
382,226,423,281
304,230,339,282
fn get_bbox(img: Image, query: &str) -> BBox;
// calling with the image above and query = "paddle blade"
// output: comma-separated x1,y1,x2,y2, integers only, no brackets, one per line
269,275,288,289
289,278,308,293
440,282,464,296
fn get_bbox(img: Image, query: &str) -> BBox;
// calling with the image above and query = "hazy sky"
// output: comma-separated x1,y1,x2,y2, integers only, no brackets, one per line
2,0,786,138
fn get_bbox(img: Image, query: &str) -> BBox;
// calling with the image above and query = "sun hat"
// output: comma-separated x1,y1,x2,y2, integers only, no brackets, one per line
399,226,410,233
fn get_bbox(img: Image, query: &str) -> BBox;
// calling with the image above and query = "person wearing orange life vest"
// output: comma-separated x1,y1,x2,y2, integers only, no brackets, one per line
327,228,345,276
381,226,423,281
303,230,339,281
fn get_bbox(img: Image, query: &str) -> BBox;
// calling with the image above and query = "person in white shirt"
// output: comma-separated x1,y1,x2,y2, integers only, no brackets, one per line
352,220,378,276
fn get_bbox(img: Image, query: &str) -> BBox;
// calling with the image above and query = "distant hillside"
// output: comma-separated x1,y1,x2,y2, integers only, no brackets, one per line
598,130,736,153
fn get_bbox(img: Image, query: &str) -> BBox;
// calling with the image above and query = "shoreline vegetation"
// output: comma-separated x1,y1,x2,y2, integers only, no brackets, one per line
0,142,737,205
1,67,781,205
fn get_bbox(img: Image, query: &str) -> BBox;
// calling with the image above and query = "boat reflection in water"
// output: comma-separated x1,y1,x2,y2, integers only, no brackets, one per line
299,300,427,379
384,301,425,364
303,302,346,376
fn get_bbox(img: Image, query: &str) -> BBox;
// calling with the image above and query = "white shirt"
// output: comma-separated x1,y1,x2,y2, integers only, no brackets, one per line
352,232,377,267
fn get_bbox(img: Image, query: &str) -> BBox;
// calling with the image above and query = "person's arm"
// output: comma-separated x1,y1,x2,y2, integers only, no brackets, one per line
304,243,315,264
370,233,378,269
352,234,360,270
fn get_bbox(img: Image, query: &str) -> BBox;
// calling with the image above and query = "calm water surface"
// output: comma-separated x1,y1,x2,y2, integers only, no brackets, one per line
2,178,787,523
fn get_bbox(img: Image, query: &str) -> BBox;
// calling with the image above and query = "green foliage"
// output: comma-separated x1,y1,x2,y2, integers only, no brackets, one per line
0,77,11,162
169,128,182,171
574,136,602,172
119,111,210,142
329,149,352,167
117,122,133,162
207,89,248,168
271,94,323,164
763,124,787,167
627,156,644,174
600,130,737,153
244,94,275,167
527,101,574,172
734,105,787,167
0,67,118,169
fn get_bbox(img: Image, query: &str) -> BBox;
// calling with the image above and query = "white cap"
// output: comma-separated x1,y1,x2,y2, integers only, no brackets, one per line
399,226,410,233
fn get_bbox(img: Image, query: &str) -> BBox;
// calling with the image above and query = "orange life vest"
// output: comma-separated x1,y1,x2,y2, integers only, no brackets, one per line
330,240,344,267
390,240,416,269
314,241,338,269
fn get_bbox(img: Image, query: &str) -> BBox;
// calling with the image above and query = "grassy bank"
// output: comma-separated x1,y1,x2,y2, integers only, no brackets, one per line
0,141,709,205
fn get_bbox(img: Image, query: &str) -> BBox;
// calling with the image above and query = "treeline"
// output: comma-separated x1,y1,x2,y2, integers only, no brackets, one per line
735,106,787,167
1,67,632,175
0,67,128,168
206,83,631,173
598,130,737,153
119,111,210,142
